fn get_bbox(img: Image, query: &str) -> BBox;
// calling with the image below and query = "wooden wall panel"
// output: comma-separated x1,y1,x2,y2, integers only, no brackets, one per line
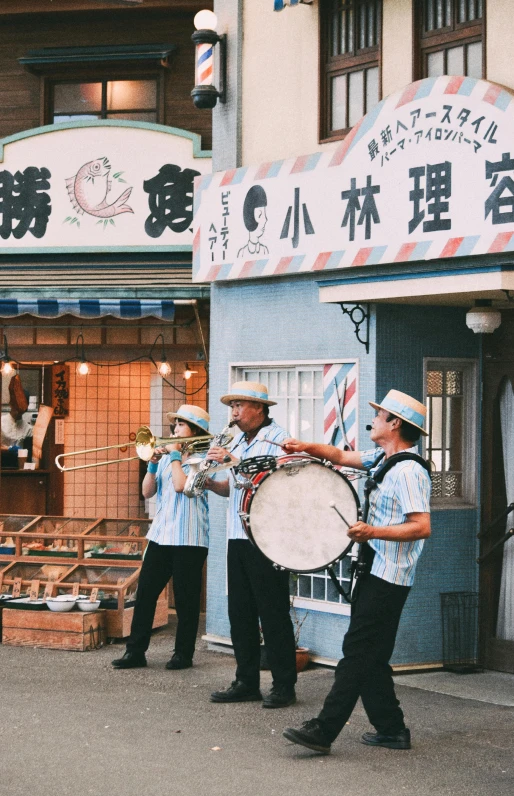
0,9,212,149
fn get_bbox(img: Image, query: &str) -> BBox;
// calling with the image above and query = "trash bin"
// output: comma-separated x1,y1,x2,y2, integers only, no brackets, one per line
440,591,481,673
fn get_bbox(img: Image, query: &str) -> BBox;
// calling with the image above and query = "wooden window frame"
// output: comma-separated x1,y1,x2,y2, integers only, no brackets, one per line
41,66,166,127
423,357,478,509
414,0,485,81
319,0,382,144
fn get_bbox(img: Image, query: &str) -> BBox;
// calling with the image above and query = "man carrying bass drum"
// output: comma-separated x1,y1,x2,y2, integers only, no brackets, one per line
282,390,431,754
206,381,298,709
112,405,210,672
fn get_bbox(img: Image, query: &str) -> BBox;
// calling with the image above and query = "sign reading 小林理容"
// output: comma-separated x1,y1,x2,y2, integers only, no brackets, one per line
193,76,514,282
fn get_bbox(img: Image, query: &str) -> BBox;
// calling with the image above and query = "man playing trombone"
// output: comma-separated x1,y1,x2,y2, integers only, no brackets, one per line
112,405,211,671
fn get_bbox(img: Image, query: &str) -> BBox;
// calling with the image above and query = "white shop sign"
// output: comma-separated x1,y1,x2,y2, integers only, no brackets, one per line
0,121,211,253
193,76,514,282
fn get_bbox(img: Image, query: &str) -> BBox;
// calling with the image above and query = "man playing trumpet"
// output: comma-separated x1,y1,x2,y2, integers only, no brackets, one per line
112,405,211,671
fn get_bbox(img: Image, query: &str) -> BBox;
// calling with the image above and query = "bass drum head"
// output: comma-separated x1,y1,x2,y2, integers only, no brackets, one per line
247,460,359,573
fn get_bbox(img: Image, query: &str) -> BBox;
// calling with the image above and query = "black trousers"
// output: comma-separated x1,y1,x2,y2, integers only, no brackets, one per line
227,539,297,690
318,573,410,741
127,540,208,660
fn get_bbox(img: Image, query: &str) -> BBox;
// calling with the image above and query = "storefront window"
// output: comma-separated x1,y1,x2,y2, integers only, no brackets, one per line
51,79,158,123
321,0,382,142
232,363,352,612
425,359,477,504
417,0,483,80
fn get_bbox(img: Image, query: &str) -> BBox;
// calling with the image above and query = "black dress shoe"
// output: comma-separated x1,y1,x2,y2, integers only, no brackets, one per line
111,651,147,669
263,684,296,709
361,728,411,749
210,680,262,703
165,653,193,670
283,718,332,754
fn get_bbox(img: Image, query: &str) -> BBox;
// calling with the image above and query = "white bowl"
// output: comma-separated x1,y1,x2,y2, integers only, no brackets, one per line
46,599,76,612
76,600,101,612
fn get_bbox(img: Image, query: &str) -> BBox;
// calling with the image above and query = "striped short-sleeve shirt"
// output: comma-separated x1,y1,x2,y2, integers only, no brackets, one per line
146,455,209,548
360,446,431,587
227,420,288,540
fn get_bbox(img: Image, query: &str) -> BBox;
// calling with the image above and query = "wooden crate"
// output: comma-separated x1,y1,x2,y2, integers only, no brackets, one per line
104,586,169,638
2,608,106,651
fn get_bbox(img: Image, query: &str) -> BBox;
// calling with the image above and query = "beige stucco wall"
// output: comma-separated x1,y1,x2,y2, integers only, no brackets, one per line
241,0,414,166
241,0,330,164
486,1,514,91
381,0,413,97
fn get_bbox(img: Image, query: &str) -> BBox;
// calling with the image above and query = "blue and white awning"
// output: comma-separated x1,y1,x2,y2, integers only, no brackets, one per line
0,299,175,320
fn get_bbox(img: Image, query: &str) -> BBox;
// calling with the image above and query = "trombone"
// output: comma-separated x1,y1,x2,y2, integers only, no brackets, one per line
55,425,213,472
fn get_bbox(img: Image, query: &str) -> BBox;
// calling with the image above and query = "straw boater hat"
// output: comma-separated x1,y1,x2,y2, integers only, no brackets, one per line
220,381,277,406
369,389,428,436
166,405,210,433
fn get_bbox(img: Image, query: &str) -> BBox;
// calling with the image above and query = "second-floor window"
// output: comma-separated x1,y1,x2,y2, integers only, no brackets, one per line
320,0,381,142
51,79,158,124
418,0,483,79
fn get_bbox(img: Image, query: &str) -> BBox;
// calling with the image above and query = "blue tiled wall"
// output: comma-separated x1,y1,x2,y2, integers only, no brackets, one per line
375,304,481,664
206,275,377,655
206,284,482,666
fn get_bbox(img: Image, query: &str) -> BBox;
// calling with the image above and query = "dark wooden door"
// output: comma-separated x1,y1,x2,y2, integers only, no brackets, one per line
0,471,48,514
481,309,514,673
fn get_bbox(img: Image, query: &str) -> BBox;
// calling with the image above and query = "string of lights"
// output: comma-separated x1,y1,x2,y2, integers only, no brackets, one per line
0,332,208,397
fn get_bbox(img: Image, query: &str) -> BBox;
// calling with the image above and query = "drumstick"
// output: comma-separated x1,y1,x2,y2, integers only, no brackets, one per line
329,501,352,529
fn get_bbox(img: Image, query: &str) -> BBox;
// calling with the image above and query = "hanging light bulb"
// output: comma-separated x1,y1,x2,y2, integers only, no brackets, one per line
184,363,198,380
1,360,14,376
75,333,90,375
149,333,172,378
0,335,15,375
77,361,90,376
158,359,172,377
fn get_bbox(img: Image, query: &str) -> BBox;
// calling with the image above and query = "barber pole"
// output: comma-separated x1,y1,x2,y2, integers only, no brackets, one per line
196,41,214,87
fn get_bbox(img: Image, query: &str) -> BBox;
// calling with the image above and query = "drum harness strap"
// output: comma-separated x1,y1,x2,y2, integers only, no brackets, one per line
327,451,431,604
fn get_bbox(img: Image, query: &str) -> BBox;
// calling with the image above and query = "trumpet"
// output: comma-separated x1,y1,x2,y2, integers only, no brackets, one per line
55,425,213,472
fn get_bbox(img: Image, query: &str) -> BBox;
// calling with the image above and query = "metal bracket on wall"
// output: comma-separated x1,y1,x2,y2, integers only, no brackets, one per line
338,303,370,354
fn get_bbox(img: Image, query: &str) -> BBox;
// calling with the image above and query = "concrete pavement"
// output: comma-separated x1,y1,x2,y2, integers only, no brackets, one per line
0,616,512,796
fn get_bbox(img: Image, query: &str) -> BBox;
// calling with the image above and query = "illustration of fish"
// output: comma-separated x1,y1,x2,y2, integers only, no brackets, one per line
65,157,133,218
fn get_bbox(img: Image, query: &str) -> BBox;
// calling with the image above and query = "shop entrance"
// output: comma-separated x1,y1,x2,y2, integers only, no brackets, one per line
1,364,62,515
481,309,514,673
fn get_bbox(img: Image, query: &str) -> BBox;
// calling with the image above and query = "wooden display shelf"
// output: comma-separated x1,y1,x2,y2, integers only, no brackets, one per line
0,514,169,641
2,608,106,651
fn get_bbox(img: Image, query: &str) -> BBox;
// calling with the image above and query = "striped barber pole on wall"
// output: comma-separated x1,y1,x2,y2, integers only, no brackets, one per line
323,362,358,452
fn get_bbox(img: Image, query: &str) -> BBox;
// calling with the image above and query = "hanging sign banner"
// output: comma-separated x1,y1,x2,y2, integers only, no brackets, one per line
193,76,514,282
0,122,210,253
51,364,70,418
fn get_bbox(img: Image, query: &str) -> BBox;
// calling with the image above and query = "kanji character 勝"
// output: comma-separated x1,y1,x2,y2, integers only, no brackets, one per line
341,175,381,241
485,152,514,225
0,166,51,239
143,164,200,238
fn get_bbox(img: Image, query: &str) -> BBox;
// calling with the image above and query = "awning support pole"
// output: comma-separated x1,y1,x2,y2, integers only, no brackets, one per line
192,300,209,369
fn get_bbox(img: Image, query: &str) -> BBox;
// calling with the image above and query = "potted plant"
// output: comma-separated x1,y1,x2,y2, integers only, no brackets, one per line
290,595,311,672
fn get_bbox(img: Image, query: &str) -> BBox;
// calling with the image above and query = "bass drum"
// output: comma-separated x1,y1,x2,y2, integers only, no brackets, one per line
240,455,360,573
